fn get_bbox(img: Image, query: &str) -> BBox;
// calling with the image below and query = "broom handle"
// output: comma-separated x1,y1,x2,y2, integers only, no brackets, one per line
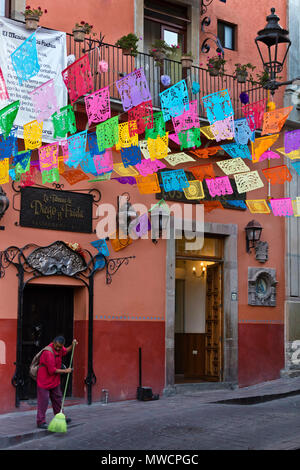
60,341,76,412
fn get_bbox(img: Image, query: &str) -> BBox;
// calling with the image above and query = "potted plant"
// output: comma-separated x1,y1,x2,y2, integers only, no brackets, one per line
181,52,193,69
255,70,270,87
22,5,47,30
73,21,96,42
115,33,139,57
234,63,256,83
149,39,172,66
207,54,226,76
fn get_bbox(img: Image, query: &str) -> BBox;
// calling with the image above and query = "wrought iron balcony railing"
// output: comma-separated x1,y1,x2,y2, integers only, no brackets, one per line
67,34,268,121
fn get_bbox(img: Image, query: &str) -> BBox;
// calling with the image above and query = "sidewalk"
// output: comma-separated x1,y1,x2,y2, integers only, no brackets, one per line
1,376,300,449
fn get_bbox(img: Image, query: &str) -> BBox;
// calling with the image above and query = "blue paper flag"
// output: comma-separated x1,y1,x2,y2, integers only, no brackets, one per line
94,254,106,270
0,126,18,161
291,161,300,176
87,132,100,157
234,118,255,145
226,200,247,209
11,32,40,85
202,89,234,125
80,151,98,175
221,143,252,160
90,239,110,256
120,145,142,168
161,169,190,192
66,130,87,168
159,80,189,122
12,150,31,170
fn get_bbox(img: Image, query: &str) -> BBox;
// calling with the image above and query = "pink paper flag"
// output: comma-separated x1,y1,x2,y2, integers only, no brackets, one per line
210,116,235,142
270,198,294,216
242,98,267,131
38,142,59,172
172,100,200,133
30,79,59,122
205,176,233,197
128,100,153,136
0,67,9,102
62,54,93,105
84,86,111,126
93,149,113,175
135,159,166,176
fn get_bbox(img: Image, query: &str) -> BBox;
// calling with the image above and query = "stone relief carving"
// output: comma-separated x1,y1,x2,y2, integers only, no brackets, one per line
248,267,277,306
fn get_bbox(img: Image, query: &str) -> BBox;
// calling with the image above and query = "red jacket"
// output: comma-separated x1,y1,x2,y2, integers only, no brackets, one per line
37,343,67,389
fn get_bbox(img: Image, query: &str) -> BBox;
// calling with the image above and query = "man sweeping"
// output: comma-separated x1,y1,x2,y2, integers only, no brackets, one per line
36,336,78,429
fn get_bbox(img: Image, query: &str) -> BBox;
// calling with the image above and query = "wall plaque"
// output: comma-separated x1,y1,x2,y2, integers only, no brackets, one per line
20,187,93,233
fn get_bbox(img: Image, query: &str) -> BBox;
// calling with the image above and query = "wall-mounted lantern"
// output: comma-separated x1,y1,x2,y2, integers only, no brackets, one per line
151,208,170,244
117,193,137,238
0,187,9,230
245,220,263,253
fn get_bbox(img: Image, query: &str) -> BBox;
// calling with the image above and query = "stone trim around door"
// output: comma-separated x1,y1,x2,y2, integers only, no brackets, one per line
164,220,238,395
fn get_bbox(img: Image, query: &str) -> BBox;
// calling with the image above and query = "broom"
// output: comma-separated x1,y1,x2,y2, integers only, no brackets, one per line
48,341,76,433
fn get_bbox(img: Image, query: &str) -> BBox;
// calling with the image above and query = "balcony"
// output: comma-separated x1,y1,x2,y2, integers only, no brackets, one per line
67,34,267,121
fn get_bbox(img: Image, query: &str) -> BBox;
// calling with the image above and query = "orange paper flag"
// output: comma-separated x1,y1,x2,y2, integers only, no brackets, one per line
261,106,293,135
136,174,161,194
190,146,221,159
251,134,280,163
190,163,215,181
262,165,292,185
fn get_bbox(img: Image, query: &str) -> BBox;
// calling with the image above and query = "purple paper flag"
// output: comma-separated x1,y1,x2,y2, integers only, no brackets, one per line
285,129,300,154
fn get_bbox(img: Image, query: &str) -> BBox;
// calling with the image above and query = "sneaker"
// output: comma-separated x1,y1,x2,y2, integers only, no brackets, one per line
37,423,48,429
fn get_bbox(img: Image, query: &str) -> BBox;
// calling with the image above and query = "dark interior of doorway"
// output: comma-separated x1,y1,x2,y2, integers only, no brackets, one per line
20,285,74,401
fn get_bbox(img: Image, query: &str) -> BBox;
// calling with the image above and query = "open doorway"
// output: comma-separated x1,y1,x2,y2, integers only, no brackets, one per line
20,285,74,400
175,237,224,384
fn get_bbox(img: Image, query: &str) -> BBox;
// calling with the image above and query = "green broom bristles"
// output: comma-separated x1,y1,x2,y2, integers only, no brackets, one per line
48,412,67,433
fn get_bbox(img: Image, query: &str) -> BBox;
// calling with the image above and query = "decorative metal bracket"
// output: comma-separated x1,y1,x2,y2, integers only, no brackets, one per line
201,16,225,57
82,33,105,54
200,0,215,16
0,241,135,286
106,256,136,285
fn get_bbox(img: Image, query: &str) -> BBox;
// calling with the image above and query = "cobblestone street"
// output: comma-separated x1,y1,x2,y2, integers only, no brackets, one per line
2,378,300,453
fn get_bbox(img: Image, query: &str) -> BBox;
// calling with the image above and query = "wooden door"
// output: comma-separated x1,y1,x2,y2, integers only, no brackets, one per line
204,264,223,381
21,286,74,400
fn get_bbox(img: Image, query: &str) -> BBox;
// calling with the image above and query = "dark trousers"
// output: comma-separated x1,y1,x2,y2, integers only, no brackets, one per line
37,384,62,425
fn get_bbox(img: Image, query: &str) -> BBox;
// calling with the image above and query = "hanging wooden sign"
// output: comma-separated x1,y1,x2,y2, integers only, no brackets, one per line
20,186,93,233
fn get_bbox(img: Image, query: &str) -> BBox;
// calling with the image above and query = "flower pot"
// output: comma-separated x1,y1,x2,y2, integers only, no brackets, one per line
152,51,166,66
236,71,248,83
122,48,133,56
208,67,220,77
72,27,86,43
25,15,40,30
181,56,193,69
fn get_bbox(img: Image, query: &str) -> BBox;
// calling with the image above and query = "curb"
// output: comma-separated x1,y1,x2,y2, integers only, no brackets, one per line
213,388,300,405
0,423,82,450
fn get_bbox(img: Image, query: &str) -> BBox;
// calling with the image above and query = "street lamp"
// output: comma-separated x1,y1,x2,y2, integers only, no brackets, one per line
255,7,293,95
245,220,263,253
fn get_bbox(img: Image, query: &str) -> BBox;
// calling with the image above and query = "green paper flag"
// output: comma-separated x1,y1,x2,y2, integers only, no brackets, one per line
42,167,60,184
178,127,201,150
52,105,77,139
0,101,20,138
96,115,119,152
145,112,165,140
